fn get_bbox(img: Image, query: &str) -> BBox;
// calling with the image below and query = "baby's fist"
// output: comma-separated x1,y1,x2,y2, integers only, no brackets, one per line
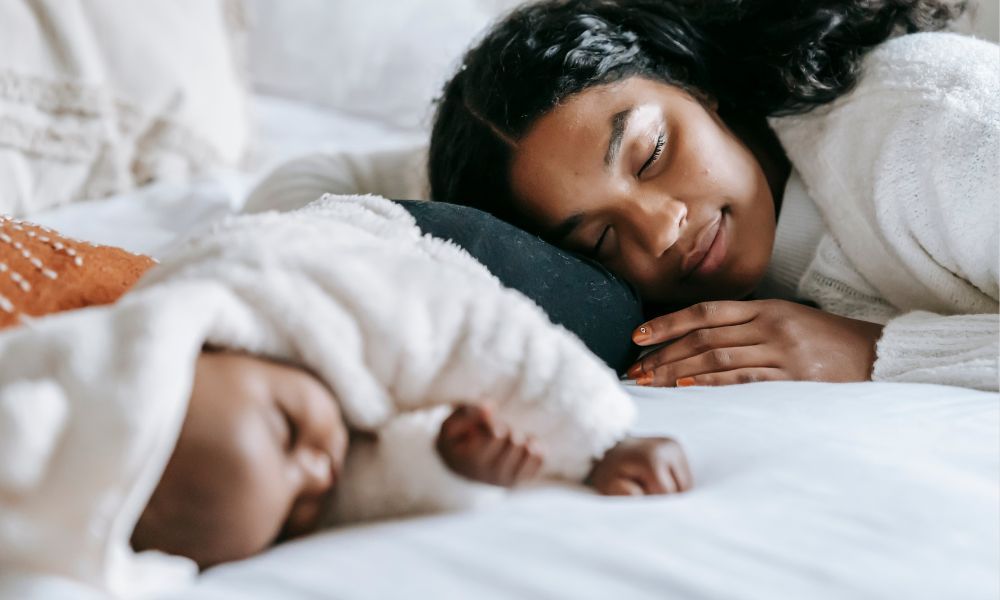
587,437,692,496
436,404,543,487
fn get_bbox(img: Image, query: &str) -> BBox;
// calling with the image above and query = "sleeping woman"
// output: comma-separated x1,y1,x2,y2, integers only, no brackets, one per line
426,0,998,392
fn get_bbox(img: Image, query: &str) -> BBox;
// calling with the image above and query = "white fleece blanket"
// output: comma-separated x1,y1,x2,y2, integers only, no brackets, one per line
0,195,635,598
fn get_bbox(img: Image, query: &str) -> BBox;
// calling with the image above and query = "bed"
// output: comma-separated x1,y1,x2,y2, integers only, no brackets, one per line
12,2,999,598
26,87,999,600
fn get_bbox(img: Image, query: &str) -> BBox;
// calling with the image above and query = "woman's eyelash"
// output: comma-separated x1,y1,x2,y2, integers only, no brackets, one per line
639,131,666,176
593,225,611,255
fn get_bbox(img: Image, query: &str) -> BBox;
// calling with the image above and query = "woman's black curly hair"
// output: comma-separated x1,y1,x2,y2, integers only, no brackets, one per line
428,0,965,228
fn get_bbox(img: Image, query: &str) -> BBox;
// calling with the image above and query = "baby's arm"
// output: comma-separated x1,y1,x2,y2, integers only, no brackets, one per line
330,405,692,526
436,405,543,487
585,436,692,495
436,404,692,495
327,407,506,525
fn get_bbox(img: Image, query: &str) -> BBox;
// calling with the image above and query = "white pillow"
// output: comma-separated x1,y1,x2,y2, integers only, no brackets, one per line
244,0,523,131
0,0,250,216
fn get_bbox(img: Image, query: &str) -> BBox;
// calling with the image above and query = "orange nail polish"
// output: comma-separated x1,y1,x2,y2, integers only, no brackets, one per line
627,364,643,379
636,373,654,386
676,377,696,387
632,325,650,344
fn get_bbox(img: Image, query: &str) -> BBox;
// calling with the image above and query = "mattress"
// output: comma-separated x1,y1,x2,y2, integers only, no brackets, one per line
25,96,1000,600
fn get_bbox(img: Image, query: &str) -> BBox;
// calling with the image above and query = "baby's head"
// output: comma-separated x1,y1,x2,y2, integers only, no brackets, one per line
131,351,348,568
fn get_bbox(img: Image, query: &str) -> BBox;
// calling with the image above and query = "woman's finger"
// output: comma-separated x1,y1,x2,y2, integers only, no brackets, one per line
669,367,787,388
632,301,758,346
629,322,762,378
640,346,775,387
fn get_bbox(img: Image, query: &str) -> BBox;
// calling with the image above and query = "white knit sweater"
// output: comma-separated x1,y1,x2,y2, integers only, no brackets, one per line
767,32,999,391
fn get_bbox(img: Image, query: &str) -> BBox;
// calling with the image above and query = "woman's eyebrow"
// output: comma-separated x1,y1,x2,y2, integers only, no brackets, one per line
547,212,585,244
604,108,634,169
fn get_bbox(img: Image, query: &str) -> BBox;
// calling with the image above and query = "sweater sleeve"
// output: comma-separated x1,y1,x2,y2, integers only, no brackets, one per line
773,33,1000,391
242,145,428,214
858,37,999,391
874,312,998,391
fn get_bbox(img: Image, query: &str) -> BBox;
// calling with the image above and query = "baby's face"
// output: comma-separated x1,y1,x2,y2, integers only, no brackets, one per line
132,352,348,568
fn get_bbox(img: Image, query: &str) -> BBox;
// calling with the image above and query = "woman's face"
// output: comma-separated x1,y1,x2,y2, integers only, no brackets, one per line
509,77,777,306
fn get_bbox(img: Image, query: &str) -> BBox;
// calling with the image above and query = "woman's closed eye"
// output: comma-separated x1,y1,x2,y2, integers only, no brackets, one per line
638,130,666,177
592,225,617,259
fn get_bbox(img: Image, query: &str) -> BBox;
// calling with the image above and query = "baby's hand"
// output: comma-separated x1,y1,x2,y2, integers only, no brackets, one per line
436,404,543,487
587,437,692,496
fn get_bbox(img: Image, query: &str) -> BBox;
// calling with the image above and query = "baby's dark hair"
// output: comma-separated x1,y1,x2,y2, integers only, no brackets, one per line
428,0,965,226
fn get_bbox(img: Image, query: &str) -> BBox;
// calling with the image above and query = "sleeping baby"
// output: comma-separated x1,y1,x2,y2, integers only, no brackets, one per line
0,198,690,597
131,351,690,568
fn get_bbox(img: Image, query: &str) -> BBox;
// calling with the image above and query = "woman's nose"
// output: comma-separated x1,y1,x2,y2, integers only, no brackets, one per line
631,195,687,256
297,446,334,494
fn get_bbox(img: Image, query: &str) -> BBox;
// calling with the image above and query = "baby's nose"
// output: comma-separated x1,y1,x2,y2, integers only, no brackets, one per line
299,447,335,494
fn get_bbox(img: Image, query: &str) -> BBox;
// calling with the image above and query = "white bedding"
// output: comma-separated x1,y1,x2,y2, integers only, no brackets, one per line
22,96,1000,600
171,382,998,600
30,94,427,256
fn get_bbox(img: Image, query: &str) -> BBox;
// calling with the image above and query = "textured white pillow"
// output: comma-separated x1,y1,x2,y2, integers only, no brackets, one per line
0,0,249,216
244,0,523,131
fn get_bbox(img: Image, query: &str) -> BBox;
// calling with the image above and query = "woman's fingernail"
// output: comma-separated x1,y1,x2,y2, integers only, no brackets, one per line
636,373,654,386
632,325,650,344
627,364,643,379
676,377,696,387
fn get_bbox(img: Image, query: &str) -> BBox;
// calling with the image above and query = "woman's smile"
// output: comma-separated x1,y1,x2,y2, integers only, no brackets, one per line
683,210,728,281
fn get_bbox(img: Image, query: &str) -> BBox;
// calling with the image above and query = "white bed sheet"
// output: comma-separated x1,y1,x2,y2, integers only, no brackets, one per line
19,96,1000,600
167,381,998,600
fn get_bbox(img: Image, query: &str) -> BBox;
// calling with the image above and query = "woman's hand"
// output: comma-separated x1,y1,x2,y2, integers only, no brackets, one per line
587,437,692,495
627,299,884,387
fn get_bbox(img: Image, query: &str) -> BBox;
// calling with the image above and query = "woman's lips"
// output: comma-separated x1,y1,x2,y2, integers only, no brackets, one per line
681,212,728,280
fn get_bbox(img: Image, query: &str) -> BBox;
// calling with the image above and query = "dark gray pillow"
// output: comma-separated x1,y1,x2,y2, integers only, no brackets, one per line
395,200,642,374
